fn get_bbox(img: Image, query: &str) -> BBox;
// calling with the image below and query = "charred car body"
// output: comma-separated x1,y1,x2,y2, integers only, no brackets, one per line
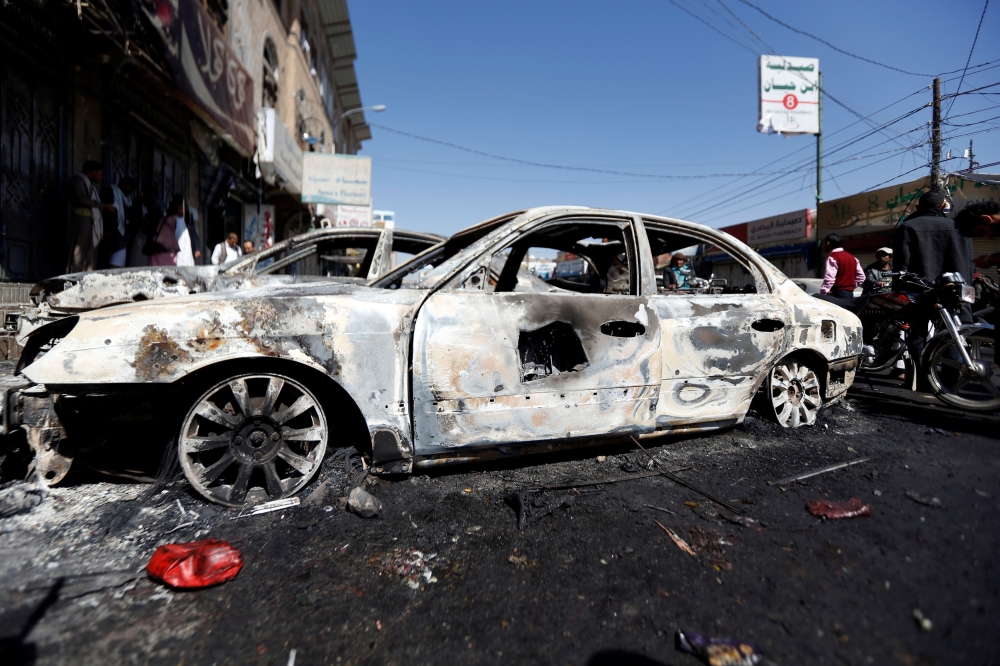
4,208,861,505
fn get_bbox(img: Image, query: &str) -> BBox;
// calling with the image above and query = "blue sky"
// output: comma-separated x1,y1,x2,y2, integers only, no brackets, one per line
350,0,999,236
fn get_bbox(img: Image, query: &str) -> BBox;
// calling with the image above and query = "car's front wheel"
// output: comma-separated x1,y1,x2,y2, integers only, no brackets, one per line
178,373,328,507
765,358,821,428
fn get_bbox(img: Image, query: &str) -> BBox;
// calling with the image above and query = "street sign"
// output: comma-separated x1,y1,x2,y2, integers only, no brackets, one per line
301,154,372,205
747,208,812,245
758,55,820,135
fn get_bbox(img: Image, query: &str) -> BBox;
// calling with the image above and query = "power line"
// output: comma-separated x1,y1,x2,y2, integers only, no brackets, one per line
733,0,932,76
662,0,760,54
945,0,990,117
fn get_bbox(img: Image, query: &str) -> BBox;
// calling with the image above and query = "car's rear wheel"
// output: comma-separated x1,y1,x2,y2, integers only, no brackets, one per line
766,358,821,428
178,373,328,507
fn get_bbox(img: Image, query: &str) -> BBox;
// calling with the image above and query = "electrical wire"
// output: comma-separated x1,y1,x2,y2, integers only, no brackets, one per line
662,0,761,54
733,0,932,76
945,0,990,117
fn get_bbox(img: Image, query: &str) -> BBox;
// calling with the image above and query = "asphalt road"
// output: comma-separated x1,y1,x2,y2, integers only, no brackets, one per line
0,384,998,666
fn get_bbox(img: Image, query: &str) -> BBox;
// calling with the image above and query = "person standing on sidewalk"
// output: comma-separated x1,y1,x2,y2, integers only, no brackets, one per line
211,232,242,265
819,233,864,299
67,161,115,272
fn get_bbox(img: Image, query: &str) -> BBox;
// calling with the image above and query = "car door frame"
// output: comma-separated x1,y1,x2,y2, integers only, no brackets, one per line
640,217,792,432
409,210,663,455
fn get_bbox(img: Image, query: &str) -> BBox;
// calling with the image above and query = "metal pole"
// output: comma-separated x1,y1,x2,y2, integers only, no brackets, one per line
968,139,976,172
931,77,942,191
816,71,822,208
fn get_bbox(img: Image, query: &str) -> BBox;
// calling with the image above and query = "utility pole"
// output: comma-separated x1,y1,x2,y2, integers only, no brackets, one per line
930,77,942,191
816,71,822,209
968,139,977,172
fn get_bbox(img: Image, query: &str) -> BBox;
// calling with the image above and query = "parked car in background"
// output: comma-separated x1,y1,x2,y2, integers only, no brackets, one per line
14,226,444,342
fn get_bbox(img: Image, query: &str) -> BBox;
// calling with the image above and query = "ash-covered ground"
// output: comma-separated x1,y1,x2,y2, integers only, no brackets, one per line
0,385,997,666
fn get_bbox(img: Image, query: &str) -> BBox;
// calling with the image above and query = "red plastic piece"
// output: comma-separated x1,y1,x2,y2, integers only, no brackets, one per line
146,539,244,589
806,497,872,520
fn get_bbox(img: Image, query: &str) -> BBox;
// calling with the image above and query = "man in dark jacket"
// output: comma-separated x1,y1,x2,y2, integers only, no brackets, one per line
891,190,971,284
891,190,973,383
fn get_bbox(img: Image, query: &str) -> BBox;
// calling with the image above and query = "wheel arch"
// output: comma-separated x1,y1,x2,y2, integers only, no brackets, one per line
175,357,373,456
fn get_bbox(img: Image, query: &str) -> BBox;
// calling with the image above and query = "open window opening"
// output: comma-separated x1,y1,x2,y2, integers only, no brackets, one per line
492,220,637,295
263,38,280,109
644,224,761,295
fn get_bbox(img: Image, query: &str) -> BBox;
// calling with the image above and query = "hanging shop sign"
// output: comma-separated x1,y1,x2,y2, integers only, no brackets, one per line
140,0,255,155
301,154,372,206
818,175,1000,237
257,109,303,194
758,55,820,135
747,208,813,245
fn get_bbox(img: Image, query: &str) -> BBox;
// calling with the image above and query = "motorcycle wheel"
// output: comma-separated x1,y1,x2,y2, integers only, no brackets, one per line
924,327,1000,412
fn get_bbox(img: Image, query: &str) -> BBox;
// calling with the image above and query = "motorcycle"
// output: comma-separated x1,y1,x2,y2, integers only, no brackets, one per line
858,271,999,412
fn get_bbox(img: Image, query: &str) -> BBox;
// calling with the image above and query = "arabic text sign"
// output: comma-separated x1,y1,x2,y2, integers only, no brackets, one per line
258,109,303,194
140,0,255,155
331,205,372,228
301,154,372,205
817,175,1000,237
747,209,812,245
758,56,819,135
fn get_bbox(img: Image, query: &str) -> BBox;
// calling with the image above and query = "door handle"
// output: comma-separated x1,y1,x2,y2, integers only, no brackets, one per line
752,318,785,332
600,320,646,338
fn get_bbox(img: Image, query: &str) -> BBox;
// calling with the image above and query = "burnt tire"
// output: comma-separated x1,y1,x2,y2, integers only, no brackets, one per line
765,358,821,428
178,373,328,507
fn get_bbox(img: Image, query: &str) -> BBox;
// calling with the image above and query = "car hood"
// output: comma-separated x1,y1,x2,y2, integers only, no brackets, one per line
20,281,428,386
34,266,223,312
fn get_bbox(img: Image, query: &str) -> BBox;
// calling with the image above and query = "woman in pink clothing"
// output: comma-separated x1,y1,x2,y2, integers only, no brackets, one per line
147,195,184,266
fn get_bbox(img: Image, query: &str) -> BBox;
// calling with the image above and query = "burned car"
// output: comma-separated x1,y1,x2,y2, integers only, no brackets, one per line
15,225,443,340
5,207,861,506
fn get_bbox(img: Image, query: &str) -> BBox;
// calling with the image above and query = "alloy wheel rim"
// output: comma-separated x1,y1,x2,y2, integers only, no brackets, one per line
770,361,821,428
179,374,328,507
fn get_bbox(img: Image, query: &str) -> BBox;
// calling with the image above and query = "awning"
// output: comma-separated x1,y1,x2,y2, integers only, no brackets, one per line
139,0,256,156
315,0,371,142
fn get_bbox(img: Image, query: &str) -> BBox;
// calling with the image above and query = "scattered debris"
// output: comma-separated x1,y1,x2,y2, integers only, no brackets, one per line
236,497,301,518
527,467,693,492
644,503,678,516
905,490,944,509
912,609,932,632
287,648,297,666
768,457,873,486
0,482,44,519
506,492,574,530
806,498,872,520
368,549,437,589
596,455,606,463
303,480,331,506
654,520,696,556
675,629,763,666
22,570,145,599
687,502,759,528
348,487,383,518
975,489,990,498
926,428,952,436
146,539,244,589
631,437,743,514
686,526,736,570
731,436,758,449
508,553,528,567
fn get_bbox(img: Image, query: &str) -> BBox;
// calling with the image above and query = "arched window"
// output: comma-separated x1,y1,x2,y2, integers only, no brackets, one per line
262,38,279,109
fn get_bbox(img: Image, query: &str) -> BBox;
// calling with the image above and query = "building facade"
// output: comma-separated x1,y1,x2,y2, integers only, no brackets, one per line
0,0,370,282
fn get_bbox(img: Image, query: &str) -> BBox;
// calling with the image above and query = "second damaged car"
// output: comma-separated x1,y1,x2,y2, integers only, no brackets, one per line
6,207,862,506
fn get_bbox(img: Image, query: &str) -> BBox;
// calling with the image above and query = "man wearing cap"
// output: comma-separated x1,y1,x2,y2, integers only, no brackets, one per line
863,248,894,295
67,161,116,272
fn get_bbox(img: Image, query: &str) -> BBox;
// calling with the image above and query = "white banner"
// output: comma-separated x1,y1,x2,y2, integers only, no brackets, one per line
258,109,303,194
301,153,372,205
747,208,812,245
758,55,820,135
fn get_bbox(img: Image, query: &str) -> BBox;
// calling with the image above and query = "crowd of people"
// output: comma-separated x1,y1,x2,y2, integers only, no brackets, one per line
67,160,258,272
